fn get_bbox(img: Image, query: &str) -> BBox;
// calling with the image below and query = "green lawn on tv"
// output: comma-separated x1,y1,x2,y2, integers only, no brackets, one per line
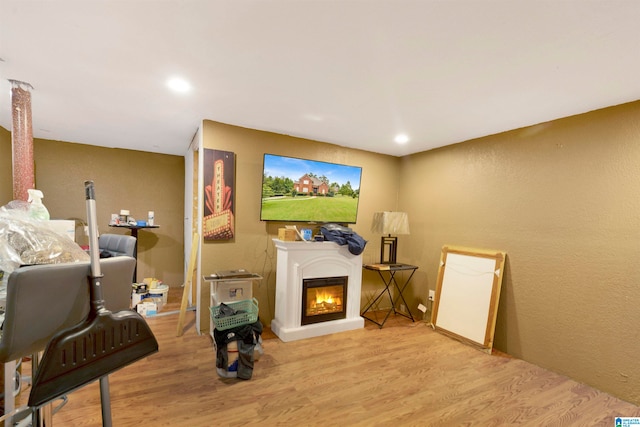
261,195,358,222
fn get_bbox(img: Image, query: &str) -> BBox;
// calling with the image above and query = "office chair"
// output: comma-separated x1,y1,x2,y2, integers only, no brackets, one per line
0,256,135,425
98,234,136,258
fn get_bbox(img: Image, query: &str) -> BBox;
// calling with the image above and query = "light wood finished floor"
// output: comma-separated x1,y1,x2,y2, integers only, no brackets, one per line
15,288,640,426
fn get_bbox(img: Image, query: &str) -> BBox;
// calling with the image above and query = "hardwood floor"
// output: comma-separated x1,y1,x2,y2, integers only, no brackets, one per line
16,288,640,426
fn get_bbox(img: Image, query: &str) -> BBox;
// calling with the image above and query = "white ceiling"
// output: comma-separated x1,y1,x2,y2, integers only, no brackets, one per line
1,1,640,157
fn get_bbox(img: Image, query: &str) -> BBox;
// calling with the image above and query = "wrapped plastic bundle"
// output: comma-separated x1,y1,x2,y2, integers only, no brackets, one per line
0,200,89,280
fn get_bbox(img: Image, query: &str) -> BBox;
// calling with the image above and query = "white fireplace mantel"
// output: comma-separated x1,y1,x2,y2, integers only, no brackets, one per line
270,239,364,342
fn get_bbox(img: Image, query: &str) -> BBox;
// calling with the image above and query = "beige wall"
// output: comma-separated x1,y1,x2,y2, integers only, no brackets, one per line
1,127,13,204
0,133,185,286
199,120,402,330
199,106,640,404
4,99,640,405
399,100,640,405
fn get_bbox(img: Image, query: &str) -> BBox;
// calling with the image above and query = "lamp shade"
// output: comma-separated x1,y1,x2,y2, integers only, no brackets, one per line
371,211,410,235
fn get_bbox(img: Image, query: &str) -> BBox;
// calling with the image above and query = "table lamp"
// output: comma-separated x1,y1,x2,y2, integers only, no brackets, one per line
371,211,410,264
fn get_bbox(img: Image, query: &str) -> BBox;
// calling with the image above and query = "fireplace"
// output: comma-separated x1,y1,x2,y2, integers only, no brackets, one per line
302,276,347,325
271,239,364,342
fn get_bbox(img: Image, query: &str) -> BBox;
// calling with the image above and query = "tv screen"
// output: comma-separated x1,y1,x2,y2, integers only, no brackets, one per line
260,153,362,223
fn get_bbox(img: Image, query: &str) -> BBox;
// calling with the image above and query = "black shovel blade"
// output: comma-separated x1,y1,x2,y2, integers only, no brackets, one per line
28,309,158,408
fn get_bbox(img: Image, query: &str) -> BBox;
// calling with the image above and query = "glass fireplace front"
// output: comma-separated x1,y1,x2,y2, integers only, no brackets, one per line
301,276,348,325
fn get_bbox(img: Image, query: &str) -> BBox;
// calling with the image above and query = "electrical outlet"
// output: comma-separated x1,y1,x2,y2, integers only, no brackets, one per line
428,290,435,301
400,304,406,313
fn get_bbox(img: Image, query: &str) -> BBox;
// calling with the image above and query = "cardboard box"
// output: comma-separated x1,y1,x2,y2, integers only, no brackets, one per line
278,228,297,241
48,220,76,241
131,291,148,308
136,300,157,317
149,296,164,312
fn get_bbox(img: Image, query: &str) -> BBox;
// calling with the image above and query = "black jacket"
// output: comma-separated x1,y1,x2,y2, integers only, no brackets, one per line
320,223,367,255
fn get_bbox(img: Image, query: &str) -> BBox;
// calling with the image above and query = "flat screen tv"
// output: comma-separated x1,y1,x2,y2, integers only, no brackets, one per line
260,153,362,223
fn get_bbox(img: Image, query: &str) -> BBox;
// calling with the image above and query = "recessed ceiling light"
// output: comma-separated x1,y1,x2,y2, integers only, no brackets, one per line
394,134,409,144
166,77,191,93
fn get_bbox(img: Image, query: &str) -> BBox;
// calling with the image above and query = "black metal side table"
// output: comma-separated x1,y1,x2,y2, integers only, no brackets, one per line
109,224,160,282
361,263,418,328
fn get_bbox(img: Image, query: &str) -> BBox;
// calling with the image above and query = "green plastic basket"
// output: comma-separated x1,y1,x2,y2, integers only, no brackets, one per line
210,298,259,331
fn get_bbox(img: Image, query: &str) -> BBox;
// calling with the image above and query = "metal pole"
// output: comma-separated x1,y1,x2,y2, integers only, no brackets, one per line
9,80,35,201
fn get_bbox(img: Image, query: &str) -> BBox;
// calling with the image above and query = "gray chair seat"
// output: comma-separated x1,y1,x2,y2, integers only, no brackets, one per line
0,257,136,425
98,234,136,258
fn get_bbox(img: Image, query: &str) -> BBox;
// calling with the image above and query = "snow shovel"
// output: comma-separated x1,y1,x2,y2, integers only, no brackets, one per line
28,181,159,422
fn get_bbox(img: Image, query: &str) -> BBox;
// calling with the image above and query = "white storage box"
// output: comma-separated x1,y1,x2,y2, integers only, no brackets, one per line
136,300,157,317
213,280,252,303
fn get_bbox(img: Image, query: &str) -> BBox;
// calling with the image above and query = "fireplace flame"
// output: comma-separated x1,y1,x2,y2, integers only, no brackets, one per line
311,290,341,312
315,291,334,305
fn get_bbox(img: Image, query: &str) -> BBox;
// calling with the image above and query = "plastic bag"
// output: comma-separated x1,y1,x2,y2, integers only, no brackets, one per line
0,200,89,279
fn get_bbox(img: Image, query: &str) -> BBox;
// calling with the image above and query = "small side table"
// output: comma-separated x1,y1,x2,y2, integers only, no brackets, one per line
361,263,418,328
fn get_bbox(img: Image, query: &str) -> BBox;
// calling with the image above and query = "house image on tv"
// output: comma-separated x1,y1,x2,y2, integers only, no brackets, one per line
294,174,330,195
